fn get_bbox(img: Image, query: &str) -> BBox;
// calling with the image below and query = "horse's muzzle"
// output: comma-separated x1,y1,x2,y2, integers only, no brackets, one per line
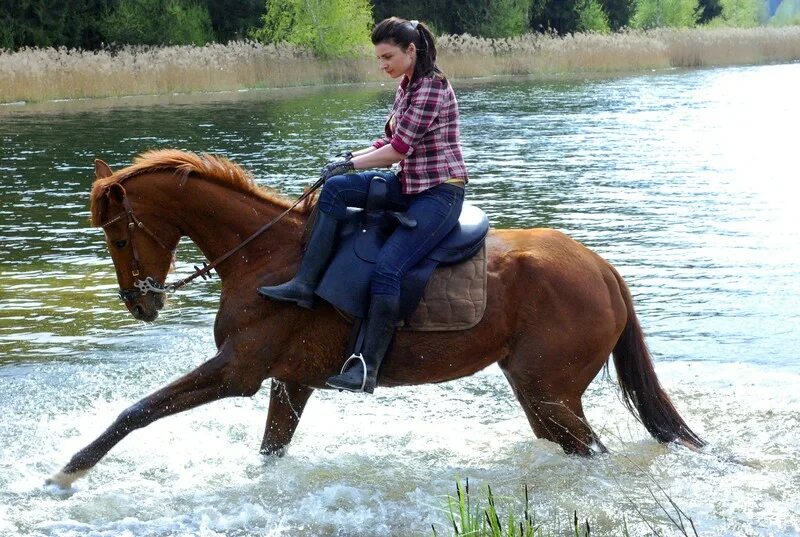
128,293,166,322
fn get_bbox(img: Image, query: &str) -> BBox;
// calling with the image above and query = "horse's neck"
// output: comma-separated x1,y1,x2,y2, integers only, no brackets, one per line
161,176,305,280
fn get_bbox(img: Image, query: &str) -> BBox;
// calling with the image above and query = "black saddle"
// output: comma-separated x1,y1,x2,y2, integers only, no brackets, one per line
315,176,489,320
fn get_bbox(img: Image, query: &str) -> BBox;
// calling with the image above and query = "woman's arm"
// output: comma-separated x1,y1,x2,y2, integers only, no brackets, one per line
351,146,377,157
351,144,405,169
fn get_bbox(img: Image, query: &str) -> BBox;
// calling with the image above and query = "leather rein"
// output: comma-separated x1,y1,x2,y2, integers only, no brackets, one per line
101,175,325,302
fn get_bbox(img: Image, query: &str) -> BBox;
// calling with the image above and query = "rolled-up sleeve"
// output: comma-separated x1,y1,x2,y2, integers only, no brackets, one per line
391,79,443,156
372,136,390,149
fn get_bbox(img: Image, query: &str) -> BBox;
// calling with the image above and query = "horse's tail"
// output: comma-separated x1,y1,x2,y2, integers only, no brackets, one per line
610,270,705,449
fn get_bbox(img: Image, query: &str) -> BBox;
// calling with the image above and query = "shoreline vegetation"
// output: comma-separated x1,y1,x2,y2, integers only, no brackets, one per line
2,26,800,105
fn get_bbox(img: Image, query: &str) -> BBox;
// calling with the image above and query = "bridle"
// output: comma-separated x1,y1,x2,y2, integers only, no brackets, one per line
100,175,325,303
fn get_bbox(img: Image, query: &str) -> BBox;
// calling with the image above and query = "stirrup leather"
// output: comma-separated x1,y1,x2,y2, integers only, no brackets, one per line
335,352,367,392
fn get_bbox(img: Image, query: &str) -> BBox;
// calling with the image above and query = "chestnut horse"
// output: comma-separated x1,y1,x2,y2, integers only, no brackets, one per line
48,149,703,487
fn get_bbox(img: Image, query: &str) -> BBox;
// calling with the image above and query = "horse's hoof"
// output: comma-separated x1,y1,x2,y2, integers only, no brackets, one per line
45,469,87,489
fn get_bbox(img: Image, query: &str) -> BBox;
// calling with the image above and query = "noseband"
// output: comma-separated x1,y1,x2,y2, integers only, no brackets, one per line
100,175,325,303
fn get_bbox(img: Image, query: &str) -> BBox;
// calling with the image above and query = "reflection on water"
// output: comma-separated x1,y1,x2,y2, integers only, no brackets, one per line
1,63,799,536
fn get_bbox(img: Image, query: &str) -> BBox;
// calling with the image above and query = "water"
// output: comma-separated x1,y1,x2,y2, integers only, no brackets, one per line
1,63,799,536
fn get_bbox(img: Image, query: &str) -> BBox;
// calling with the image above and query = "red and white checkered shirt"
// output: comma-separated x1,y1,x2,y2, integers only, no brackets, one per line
372,75,469,195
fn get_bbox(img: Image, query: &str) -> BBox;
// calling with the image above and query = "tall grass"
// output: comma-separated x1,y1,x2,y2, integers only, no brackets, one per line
434,479,699,537
2,26,800,104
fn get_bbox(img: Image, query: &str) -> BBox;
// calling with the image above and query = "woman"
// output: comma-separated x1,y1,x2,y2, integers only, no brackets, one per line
258,17,468,393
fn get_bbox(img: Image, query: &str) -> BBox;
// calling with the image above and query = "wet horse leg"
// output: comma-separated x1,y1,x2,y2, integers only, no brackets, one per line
47,346,262,488
501,366,607,456
260,380,314,456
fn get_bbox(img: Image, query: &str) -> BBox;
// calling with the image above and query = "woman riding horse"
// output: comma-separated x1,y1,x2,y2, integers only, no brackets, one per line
258,17,468,394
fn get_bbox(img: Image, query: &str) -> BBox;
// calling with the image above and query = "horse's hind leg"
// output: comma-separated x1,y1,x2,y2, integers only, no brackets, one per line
260,380,314,456
47,345,263,488
501,366,607,456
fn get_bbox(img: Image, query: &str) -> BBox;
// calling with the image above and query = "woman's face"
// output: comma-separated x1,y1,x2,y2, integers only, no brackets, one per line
375,41,416,79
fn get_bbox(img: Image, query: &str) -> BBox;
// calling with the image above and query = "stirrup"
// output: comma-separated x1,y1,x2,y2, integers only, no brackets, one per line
327,353,367,392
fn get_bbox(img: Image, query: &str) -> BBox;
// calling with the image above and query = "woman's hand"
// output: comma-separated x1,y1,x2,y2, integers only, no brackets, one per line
321,159,354,180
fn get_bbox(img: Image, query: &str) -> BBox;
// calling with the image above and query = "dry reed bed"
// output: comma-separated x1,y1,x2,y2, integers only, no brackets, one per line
2,27,799,103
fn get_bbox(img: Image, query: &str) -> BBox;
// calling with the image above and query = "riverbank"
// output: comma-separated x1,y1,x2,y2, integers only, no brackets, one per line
2,26,800,104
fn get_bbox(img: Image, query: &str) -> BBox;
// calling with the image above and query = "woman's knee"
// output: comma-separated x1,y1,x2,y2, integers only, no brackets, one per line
317,175,352,218
370,262,403,296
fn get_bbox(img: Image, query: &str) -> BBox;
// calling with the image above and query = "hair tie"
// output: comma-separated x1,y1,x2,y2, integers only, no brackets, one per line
410,20,419,30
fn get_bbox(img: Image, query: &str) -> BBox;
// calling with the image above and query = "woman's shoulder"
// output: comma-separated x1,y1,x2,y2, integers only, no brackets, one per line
413,74,448,89
409,75,452,98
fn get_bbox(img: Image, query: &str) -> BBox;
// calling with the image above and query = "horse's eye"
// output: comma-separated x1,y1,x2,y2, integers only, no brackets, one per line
113,240,127,249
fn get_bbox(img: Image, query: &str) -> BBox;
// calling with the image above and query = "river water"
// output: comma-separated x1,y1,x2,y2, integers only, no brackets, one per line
1,62,799,536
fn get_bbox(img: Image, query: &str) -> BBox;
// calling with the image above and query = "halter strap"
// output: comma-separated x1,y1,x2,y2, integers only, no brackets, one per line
101,185,172,278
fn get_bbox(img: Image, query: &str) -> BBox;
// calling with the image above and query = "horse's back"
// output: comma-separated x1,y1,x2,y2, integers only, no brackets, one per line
486,227,627,341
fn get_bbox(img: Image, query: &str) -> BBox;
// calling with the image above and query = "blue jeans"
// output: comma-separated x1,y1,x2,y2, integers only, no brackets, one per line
318,171,465,297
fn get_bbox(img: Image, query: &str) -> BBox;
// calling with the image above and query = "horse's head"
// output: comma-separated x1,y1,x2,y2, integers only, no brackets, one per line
91,160,181,322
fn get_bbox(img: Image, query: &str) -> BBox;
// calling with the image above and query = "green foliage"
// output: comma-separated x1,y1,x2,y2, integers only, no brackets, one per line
530,0,581,33
0,17,12,50
697,0,723,22
577,0,612,32
769,0,800,25
631,0,700,28
251,0,373,58
103,0,215,46
709,0,765,26
0,0,112,49
452,0,531,38
372,0,451,34
436,480,593,537
204,0,265,42
435,479,701,537
599,0,637,29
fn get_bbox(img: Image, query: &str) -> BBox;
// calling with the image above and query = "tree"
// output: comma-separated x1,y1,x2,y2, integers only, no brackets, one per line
697,0,723,22
630,0,700,28
371,0,453,34
204,0,266,42
103,0,215,46
709,0,765,26
251,0,373,58
577,0,611,31
0,0,113,50
599,0,636,29
530,0,582,33
449,0,530,37
770,0,800,25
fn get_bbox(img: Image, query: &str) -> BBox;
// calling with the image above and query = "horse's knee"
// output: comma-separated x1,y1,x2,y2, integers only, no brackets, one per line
220,367,263,397
116,401,151,431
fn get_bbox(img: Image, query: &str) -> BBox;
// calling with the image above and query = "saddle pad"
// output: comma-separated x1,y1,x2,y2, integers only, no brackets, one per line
402,244,488,331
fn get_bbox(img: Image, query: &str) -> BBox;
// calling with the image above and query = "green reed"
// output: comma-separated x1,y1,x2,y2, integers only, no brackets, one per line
433,478,699,537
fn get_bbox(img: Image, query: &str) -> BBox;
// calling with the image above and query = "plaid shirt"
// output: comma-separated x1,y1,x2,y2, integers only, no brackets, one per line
372,75,468,195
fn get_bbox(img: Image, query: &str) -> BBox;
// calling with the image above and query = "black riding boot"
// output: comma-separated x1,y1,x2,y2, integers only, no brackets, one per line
326,294,399,393
257,211,338,309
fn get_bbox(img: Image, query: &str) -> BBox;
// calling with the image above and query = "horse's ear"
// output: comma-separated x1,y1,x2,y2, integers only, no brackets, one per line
95,159,113,179
107,183,125,204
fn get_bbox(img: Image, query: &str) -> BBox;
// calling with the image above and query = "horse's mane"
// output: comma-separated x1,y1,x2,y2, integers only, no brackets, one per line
90,149,315,226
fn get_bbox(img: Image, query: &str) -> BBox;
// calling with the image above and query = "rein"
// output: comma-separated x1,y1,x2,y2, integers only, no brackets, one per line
102,175,325,302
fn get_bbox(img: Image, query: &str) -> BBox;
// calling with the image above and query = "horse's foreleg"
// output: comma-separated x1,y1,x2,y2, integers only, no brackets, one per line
47,347,261,488
260,380,314,456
